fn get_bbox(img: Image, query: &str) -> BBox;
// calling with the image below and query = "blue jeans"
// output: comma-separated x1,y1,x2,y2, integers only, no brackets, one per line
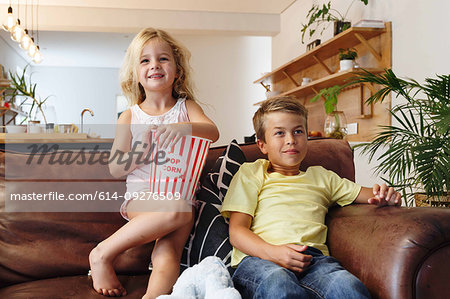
232,247,370,299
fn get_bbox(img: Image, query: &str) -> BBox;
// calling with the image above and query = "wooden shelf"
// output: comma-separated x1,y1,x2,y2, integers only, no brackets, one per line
254,68,383,105
0,107,28,117
0,79,10,87
254,25,387,85
253,22,392,142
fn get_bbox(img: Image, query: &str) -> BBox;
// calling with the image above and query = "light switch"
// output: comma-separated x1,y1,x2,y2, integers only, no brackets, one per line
347,122,358,135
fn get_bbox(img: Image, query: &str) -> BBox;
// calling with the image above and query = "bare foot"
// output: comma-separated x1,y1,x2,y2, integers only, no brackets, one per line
89,246,127,297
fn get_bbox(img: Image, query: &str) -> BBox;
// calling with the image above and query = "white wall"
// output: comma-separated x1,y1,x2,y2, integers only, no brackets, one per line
24,35,270,144
180,35,271,146
0,34,28,77
274,0,450,185
31,66,120,133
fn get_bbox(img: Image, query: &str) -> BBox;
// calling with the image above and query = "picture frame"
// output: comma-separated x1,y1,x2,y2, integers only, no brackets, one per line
306,39,321,51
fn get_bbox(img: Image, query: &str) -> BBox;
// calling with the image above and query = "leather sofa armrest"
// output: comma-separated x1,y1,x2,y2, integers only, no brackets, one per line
326,204,450,299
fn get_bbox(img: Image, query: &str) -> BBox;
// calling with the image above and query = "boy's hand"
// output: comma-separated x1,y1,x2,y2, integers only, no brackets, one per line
368,183,402,206
267,244,312,273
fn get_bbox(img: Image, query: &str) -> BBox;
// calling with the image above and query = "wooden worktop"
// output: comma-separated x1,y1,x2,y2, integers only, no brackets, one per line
0,133,114,144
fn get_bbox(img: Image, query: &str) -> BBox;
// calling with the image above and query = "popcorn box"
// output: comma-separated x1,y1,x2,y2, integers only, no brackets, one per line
148,133,211,202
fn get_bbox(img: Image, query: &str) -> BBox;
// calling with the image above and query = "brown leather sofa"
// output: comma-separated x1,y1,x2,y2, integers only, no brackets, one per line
0,139,449,299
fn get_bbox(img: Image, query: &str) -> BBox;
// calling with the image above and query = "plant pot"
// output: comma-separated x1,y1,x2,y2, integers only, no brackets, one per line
324,111,347,139
6,125,27,133
334,21,351,35
414,193,450,208
339,59,354,71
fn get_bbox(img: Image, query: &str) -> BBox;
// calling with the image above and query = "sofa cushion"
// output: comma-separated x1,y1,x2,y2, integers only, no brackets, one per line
181,140,246,272
197,139,246,206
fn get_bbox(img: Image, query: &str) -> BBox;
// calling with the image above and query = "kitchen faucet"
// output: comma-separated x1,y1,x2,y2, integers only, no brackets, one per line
81,108,94,133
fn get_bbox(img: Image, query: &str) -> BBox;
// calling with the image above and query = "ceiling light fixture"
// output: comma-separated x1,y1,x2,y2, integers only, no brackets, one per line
9,1,23,42
19,0,32,50
2,3,16,31
3,0,43,64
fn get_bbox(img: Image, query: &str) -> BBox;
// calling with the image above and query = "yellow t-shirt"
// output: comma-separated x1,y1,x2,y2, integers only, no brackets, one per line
221,159,361,267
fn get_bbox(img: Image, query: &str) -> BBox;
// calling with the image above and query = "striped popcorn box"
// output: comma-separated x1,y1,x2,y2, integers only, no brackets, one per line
148,133,211,202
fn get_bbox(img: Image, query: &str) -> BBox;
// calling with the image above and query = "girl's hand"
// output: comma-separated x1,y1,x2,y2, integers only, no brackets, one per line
368,183,402,206
151,123,191,149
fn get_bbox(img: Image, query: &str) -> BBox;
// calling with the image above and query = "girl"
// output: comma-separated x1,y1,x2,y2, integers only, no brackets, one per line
89,28,219,298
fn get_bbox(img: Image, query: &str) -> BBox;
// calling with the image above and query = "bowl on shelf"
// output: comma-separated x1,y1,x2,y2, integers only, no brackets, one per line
5,125,27,133
265,91,281,99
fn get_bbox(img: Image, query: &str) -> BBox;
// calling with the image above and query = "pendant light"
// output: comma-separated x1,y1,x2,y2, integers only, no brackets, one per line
32,0,42,63
20,0,32,50
20,29,32,50
9,1,24,42
2,4,16,32
33,46,42,63
10,19,24,42
28,38,37,56
5,0,44,63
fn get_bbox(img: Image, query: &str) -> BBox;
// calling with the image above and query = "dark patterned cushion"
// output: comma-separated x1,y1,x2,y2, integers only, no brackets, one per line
181,140,246,272
197,140,246,206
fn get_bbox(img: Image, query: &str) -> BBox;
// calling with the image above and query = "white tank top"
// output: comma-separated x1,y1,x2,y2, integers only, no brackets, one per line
126,98,190,193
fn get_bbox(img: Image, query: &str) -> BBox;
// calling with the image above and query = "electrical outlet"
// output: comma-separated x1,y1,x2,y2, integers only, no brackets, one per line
347,122,358,135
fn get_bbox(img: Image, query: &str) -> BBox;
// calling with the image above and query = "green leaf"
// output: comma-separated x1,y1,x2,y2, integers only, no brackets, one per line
347,69,449,206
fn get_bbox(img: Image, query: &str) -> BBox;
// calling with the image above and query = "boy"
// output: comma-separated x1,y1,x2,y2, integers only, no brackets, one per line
221,96,401,298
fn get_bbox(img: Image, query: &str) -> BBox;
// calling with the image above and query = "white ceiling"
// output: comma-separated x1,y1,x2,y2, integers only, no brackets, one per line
0,0,295,67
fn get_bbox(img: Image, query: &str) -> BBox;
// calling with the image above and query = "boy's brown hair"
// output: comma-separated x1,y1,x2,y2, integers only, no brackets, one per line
253,95,308,142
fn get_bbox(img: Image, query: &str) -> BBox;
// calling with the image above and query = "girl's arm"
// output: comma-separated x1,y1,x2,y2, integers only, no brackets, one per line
185,100,219,142
153,100,220,148
109,110,151,178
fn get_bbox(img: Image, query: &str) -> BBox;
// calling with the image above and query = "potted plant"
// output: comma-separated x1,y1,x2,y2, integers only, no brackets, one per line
300,0,369,44
310,85,348,139
5,65,49,125
348,69,449,207
339,48,357,71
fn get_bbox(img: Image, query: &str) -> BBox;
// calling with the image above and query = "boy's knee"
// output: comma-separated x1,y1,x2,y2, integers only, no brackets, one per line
261,267,297,288
253,268,303,298
327,270,370,298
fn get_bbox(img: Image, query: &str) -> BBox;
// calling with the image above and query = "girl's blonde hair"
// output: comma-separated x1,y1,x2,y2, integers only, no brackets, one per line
120,28,196,105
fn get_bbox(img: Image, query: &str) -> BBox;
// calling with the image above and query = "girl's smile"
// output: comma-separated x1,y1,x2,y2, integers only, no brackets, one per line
138,38,178,94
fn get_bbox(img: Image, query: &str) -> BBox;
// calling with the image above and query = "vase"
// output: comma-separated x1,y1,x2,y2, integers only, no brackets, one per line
324,111,348,139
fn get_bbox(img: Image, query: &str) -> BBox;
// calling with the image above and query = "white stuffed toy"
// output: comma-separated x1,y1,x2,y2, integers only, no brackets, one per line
158,256,241,299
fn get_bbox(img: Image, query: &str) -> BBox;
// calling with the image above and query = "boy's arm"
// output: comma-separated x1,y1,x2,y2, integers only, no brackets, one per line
229,211,312,273
354,184,402,206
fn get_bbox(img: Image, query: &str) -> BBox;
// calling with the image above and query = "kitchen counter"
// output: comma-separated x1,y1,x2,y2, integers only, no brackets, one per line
0,133,114,151
0,133,113,143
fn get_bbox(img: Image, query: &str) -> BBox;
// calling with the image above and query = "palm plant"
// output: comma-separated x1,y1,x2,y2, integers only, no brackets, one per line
349,69,449,206
6,65,49,124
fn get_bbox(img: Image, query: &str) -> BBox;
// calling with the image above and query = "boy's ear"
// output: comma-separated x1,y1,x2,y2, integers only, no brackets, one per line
256,139,268,154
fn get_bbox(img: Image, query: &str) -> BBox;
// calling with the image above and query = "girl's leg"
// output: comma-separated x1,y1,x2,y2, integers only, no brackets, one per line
89,200,191,297
142,211,194,299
